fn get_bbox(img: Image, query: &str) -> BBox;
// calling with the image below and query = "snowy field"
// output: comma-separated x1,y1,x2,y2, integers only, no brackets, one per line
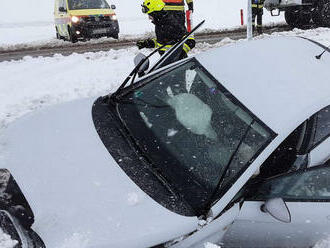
1,0,330,247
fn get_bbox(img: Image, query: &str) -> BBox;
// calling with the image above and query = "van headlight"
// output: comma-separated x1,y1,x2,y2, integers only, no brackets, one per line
71,16,80,23
111,14,117,21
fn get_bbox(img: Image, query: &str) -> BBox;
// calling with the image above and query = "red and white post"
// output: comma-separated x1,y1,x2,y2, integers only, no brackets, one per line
240,9,244,26
186,10,193,33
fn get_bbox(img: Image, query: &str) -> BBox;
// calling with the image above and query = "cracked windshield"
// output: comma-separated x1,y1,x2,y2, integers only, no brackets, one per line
118,60,273,209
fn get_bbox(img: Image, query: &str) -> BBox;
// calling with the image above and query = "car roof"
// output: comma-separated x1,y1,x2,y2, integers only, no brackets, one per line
195,36,330,135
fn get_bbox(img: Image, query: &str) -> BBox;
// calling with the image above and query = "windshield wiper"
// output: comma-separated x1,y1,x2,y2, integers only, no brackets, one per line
109,20,205,103
110,46,166,102
207,120,255,209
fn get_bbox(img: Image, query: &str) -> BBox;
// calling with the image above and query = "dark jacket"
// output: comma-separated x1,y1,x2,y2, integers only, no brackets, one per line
137,10,195,60
150,10,186,45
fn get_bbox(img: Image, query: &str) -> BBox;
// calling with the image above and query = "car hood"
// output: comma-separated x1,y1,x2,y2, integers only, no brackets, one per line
0,97,198,248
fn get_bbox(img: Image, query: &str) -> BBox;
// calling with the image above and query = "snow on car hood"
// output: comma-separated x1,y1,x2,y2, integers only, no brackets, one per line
0,97,198,248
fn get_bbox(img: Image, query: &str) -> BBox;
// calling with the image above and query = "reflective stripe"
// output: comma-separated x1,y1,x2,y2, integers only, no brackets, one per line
183,43,191,53
155,43,173,52
252,4,264,8
163,5,184,10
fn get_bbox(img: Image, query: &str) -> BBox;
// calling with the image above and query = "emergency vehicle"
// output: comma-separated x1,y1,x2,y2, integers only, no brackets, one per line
264,0,330,28
54,0,119,42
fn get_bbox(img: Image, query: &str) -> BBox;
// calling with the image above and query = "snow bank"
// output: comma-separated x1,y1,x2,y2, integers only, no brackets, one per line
0,48,137,130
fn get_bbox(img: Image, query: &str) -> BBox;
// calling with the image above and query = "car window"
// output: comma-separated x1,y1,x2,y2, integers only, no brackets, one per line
117,59,275,213
257,121,307,179
312,105,330,149
249,164,330,201
68,0,110,10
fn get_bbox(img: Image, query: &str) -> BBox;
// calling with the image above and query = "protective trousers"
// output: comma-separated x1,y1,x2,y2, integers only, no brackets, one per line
252,1,264,34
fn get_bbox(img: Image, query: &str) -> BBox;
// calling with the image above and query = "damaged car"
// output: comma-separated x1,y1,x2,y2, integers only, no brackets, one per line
1,26,330,247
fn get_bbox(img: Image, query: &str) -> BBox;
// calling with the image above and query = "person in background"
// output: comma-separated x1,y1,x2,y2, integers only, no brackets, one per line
136,0,195,60
252,0,264,34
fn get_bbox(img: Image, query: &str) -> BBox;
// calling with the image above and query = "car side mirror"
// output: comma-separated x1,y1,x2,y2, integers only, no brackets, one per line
111,4,116,9
59,7,67,12
261,198,291,223
134,53,150,76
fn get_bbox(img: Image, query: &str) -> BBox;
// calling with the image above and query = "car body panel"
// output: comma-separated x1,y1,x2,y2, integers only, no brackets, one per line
172,203,240,248
222,201,330,248
0,97,198,248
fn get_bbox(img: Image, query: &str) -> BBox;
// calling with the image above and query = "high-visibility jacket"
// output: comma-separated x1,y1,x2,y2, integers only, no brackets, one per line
252,0,264,9
163,0,193,11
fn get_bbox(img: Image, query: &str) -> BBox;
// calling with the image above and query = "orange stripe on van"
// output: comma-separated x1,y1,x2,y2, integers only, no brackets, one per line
163,0,183,3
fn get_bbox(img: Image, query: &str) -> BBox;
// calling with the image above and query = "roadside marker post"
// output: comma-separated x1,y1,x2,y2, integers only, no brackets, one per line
241,9,244,26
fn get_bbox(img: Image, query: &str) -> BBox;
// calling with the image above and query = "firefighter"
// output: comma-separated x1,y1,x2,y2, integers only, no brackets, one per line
137,0,195,60
252,0,264,34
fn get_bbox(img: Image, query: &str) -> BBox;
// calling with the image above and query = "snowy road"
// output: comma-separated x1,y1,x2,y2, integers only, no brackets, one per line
0,25,291,62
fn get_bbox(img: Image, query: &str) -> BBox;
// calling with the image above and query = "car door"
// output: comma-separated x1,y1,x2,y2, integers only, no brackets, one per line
222,162,330,248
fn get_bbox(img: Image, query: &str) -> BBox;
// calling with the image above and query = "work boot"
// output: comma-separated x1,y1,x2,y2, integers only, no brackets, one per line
257,26,263,35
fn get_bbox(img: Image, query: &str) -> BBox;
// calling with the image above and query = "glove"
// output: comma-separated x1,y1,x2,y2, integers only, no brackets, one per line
188,2,194,12
136,40,148,49
136,39,155,49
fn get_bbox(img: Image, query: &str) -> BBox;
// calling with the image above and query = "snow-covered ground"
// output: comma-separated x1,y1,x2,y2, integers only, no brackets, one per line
1,0,330,247
2,27,330,132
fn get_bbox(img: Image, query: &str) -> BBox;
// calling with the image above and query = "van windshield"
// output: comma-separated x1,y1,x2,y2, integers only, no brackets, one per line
68,0,110,10
117,59,275,213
